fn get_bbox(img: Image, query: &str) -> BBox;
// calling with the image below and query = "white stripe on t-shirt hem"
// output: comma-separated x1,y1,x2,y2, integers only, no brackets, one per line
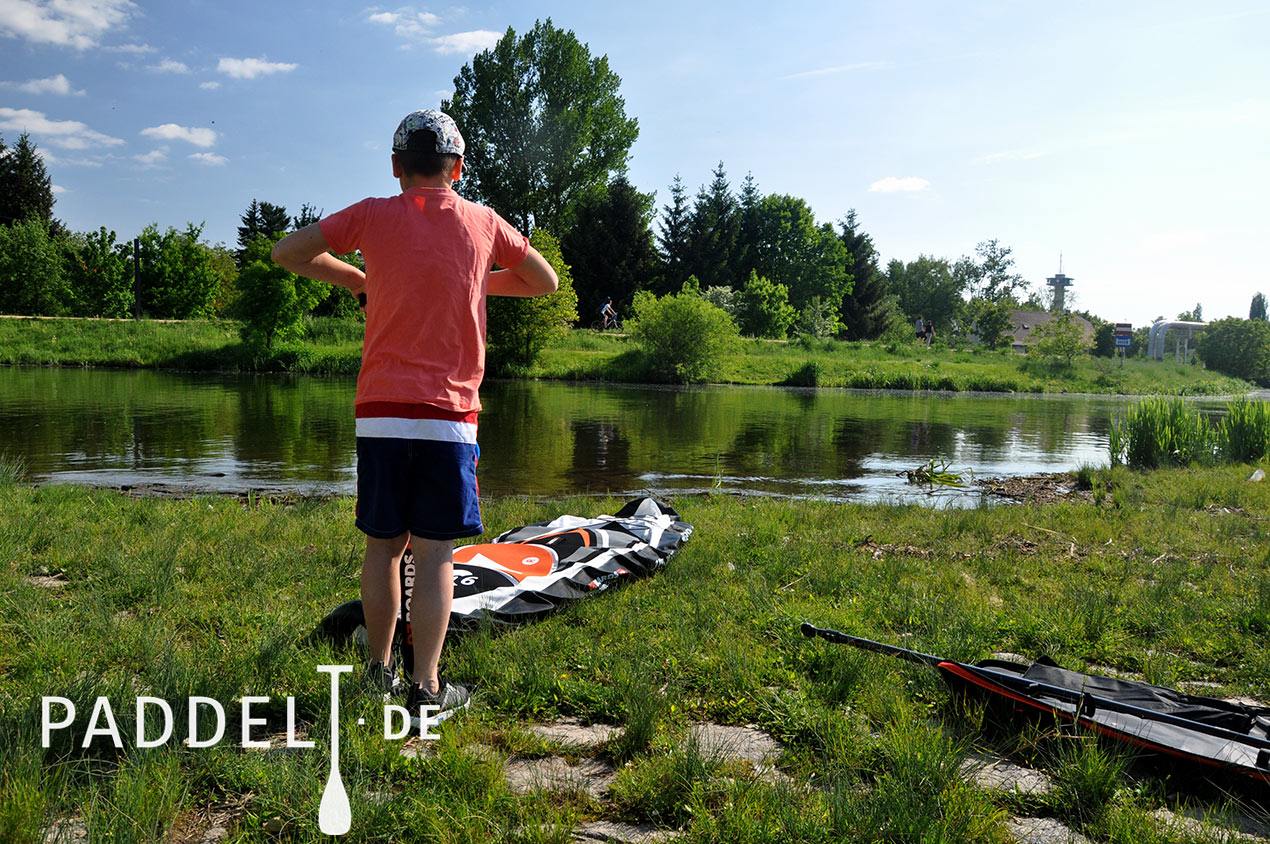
355,417,478,444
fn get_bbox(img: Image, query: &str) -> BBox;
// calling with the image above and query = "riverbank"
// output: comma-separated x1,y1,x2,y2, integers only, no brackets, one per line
0,316,1250,396
3,466,1269,841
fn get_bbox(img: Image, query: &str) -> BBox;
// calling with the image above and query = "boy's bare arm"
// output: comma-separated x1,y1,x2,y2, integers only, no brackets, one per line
488,247,558,298
271,223,366,296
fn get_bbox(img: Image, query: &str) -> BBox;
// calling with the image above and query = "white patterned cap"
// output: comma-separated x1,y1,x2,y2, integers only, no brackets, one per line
392,109,465,156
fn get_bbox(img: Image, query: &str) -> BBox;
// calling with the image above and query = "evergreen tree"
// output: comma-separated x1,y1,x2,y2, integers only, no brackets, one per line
236,199,291,265
734,172,762,281
685,162,739,289
293,203,322,229
561,176,657,319
1252,292,1268,322
839,209,889,339
655,174,691,294
0,132,55,228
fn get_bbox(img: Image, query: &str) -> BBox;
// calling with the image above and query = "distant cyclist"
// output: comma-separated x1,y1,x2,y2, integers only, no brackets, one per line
598,296,619,330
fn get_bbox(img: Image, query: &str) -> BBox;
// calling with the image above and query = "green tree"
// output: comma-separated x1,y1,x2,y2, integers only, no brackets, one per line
1177,303,1203,322
486,229,578,371
236,235,326,349
747,193,850,314
684,162,740,289
884,255,966,329
965,239,1027,303
0,132,55,228
628,283,740,383
63,227,132,317
0,217,70,314
561,175,657,319
135,223,221,319
968,297,1015,350
1197,318,1270,384
1029,312,1091,366
795,296,842,340
443,19,639,234
236,200,291,266
1251,293,1268,322
655,174,691,294
838,210,886,340
736,270,796,339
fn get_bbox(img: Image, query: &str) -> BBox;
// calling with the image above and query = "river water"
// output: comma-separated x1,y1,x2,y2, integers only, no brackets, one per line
0,367,1162,504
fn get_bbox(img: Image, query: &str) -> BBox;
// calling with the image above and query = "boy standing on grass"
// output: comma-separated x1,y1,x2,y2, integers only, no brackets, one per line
272,110,558,722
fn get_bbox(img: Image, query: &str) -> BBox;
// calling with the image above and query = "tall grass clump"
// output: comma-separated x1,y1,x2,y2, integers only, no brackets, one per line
1216,397,1270,463
1109,396,1213,469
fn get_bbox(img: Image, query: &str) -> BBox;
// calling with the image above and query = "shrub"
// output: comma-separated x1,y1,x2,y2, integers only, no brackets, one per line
64,227,133,318
795,295,842,340
486,229,579,372
736,270,796,339
1196,317,1270,384
701,285,738,317
628,284,739,383
236,235,326,349
1029,312,1091,366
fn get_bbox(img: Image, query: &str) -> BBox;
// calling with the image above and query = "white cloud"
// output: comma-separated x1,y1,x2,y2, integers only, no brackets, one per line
868,176,930,193
134,148,167,167
189,151,227,166
367,8,442,39
199,80,220,90
149,58,188,73
0,0,136,49
217,57,297,79
0,107,122,149
105,42,151,53
780,61,890,80
1,73,85,95
431,30,500,55
140,123,216,147
51,183,66,192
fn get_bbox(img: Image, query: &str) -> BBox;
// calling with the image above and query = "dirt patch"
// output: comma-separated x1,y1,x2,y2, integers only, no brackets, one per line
976,473,1095,504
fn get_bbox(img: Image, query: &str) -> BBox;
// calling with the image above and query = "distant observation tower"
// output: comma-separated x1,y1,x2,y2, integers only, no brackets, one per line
1047,260,1073,313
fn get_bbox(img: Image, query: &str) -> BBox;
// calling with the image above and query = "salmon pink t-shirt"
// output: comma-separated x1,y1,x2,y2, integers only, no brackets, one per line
320,187,529,417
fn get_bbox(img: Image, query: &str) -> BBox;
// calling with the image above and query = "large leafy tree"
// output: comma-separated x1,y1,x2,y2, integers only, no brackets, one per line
561,176,657,319
747,193,850,314
963,239,1027,303
0,218,69,315
135,223,221,319
443,19,639,234
884,255,966,330
1198,318,1270,384
0,132,55,228
64,227,132,317
1251,293,1267,322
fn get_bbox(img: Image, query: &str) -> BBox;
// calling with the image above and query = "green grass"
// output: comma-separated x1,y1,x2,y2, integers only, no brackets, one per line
0,317,1252,394
4,465,1270,840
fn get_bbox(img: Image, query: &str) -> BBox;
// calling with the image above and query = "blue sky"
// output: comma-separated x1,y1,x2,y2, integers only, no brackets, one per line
1,0,1267,327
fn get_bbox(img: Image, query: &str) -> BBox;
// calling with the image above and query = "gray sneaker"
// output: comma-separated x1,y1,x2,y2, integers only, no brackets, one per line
406,678,471,729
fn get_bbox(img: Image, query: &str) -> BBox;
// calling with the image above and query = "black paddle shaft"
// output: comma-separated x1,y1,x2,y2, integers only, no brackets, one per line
800,621,1270,760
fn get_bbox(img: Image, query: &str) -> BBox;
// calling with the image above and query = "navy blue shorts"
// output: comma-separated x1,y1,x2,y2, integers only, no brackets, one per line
355,437,483,540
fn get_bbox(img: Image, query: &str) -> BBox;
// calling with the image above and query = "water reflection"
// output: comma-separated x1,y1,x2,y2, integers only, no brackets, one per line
0,368,1181,504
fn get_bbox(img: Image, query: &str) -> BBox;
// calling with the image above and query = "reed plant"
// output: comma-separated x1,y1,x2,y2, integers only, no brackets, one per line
1109,396,1214,468
1216,396,1270,463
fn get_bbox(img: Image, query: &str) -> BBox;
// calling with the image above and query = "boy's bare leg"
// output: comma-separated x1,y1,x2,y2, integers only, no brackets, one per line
362,533,410,667
407,536,454,695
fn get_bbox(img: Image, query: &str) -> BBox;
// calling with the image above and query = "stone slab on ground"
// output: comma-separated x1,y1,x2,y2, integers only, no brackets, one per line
504,756,617,800
963,752,1054,795
1153,807,1270,842
1007,817,1092,844
44,818,89,844
526,717,622,749
688,723,781,765
572,820,681,842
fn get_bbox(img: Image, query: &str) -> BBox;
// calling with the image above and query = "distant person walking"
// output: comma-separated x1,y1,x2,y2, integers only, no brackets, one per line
924,319,935,348
915,315,925,342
